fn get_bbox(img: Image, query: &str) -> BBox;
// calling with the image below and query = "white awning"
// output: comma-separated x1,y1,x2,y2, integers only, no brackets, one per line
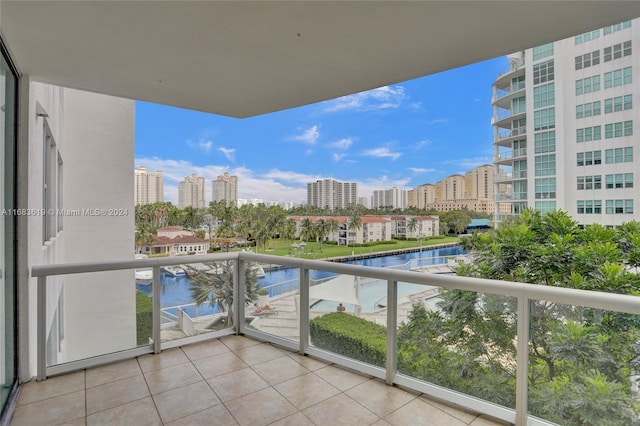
309,274,360,306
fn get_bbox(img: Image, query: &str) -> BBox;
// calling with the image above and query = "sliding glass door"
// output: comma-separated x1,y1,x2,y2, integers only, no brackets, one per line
0,42,17,413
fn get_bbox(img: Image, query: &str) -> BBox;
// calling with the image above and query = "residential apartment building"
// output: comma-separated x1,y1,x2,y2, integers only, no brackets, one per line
288,215,439,246
178,174,206,209
306,179,357,210
409,166,495,213
391,216,440,239
371,187,408,210
211,171,238,206
494,19,639,226
134,166,163,205
465,165,494,199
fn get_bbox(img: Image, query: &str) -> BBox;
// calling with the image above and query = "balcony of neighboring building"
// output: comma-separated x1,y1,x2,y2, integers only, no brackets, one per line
492,57,525,95
492,109,526,129
491,80,526,109
494,148,527,165
494,127,527,147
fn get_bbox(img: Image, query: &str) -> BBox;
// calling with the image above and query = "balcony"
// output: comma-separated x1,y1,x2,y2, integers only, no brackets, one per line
494,127,526,144
23,252,640,426
13,335,500,426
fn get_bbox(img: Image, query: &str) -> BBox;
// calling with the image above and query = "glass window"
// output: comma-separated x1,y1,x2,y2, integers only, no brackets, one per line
535,131,555,153
533,43,554,61
605,147,633,164
534,107,555,131
533,60,554,85
535,177,556,199
533,83,554,108
535,201,556,214
535,154,556,176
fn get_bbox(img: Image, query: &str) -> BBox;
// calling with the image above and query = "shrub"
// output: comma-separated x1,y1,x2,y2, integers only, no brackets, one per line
309,312,386,367
136,291,152,346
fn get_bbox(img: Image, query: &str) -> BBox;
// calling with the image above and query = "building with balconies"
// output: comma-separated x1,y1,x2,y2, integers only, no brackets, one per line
0,3,638,426
493,19,640,226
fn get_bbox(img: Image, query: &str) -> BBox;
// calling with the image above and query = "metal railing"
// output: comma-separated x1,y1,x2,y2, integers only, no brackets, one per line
31,251,640,426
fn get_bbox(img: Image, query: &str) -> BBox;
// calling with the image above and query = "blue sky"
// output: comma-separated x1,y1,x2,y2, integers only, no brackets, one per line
135,55,508,205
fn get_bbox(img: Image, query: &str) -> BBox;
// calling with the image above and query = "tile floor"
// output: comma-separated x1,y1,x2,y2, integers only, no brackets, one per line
10,336,510,426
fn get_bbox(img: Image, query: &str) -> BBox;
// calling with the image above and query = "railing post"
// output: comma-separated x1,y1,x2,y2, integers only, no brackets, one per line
386,280,398,385
236,259,246,335
37,276,47,381
515,296,530,426
152,266,161,354
299,267,310,354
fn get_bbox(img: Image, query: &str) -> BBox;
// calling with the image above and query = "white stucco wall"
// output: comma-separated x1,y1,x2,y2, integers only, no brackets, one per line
26,83,66,376
60,88,135,362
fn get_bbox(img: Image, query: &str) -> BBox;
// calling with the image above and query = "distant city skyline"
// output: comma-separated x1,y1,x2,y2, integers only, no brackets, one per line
135,56,506,205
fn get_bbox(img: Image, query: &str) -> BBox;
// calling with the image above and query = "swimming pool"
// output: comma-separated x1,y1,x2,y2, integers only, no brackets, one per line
310,280,436,313
135,245,463,317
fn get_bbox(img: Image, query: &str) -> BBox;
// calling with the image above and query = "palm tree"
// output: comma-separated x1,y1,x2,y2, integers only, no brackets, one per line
182,206,205,231
189,260,259,325
407,217,418,238
282,218,297,245
134,223,155,252
315,219,330,251
347,214,362,246
251,219,270,252
326,218,340,243
300,218,313,242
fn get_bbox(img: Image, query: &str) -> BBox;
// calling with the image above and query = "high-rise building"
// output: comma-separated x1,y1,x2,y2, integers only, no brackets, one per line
178,174,205,209
211,172,238,206
134,166,163,205
307,179,357,210
371,187,407,209
493,19,639,226
465,165,494,200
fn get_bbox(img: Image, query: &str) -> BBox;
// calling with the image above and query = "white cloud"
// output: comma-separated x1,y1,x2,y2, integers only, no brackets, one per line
291,125,320,145
362,147,401,161
414,139,431,150
428,118,448,125
333,153,347,162
408,167,435,173
135,157,310,205
442,156,492,169
356,175,412,199
187,139,213,154
328,138,353,150
324,85,407,112
218,147,235,162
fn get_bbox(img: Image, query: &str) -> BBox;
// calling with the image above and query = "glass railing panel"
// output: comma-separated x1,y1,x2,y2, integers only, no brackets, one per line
309,271,387,368
397,290,518,409
44,269,143,367
151,260,237,343
528,302,640,425
246,265,301,343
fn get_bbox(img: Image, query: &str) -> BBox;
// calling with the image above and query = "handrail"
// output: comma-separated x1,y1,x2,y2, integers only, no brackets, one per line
32,250,640,425
33,252,640,316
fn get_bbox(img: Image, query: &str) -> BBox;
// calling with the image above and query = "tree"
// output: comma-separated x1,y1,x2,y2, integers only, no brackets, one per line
440,210,472,235
397,211,640,424
407,217,418,237
189,260,259,325
347,214,362,246
182,206,204,231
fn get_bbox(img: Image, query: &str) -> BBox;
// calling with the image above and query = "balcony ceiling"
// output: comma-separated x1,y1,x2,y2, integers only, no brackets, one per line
2,1,639,118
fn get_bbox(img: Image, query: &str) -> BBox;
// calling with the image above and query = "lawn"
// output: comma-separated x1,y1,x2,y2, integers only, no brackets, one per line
247,236,460,260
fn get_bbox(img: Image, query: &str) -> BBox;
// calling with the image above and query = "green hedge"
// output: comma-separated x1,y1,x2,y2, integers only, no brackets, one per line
349,240,397,248
309,312,386,367
136,291,152,346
